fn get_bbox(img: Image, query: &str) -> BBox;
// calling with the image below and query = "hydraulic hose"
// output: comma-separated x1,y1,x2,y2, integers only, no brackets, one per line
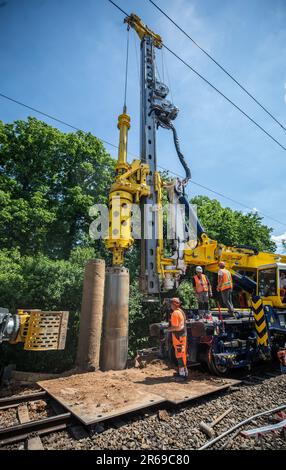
169,123,191,184
154,109,191,185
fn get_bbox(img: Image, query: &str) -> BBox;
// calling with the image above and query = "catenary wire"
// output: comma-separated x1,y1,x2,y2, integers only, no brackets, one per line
148,0,286,133
0,0,283,229
107,0,286,152
0,92,285,227
163,44,286,152
0,91,119,151
157,164,286,227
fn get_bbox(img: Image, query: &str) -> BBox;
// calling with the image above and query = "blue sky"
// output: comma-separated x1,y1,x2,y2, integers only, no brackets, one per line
1,0,286,248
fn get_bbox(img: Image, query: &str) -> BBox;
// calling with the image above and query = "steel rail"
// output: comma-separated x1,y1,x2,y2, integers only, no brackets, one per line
0,412,72,446
0,391,47,410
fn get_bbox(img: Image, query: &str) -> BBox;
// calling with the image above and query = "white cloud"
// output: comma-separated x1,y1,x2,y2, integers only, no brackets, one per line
271,232,286,253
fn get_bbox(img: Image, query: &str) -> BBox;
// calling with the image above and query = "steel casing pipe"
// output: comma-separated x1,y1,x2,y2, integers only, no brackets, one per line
100,266,129,371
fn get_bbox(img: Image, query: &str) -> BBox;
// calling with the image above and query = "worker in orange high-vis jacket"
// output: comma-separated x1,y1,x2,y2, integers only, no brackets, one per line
167,298,188,380
217,261,234,314
192,266,212,318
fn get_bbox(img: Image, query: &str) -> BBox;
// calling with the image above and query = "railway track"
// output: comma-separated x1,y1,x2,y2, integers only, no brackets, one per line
0,365,284,449
0,391,73,447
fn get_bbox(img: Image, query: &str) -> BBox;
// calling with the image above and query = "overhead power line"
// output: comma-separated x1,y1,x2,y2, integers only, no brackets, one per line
158,164,286,228
148,0,286,134
0,92,118,151
1,90,285,228
162,45,286,152
107,0,127,16
107,0,286,152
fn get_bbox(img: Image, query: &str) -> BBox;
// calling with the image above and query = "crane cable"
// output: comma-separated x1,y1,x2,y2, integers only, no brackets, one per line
123,26,130,112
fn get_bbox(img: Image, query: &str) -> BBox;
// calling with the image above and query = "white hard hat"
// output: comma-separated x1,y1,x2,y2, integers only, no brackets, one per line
196,266,203,273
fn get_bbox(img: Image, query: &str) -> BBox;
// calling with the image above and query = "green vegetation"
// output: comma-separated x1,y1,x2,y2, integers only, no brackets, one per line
0,118,277,372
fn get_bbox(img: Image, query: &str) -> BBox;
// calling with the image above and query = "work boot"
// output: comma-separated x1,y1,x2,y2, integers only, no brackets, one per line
174,367,188,381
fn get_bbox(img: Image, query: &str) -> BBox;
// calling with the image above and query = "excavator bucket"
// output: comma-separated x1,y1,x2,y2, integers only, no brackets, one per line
16,310,69,351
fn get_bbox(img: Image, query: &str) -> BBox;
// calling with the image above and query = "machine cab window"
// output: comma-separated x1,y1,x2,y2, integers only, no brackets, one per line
279,268,286,304
258,267,277,297
258,264,286,304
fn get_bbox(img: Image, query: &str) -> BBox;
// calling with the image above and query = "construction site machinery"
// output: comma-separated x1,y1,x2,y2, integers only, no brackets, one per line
104,13,286,375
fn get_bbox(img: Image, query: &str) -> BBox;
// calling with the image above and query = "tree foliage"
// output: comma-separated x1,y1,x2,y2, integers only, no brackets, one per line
191,195,276,252
0,247,98,371
0,117,115,258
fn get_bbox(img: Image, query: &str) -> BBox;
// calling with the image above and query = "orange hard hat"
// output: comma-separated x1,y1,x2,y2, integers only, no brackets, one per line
219,261,226,268
171,297,181,307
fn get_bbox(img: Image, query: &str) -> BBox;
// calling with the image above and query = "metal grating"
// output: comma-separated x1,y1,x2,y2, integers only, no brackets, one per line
24,311,69,351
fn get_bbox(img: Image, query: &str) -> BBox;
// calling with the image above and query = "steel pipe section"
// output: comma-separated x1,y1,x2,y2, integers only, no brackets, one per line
100,266,130,371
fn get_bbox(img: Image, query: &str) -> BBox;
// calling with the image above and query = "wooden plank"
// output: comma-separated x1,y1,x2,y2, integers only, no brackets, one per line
27,436,44,450
17,404,30,424
12,370,60,383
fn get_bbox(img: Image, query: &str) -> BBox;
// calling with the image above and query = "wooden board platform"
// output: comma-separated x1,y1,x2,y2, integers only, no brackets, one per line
38,367,240,425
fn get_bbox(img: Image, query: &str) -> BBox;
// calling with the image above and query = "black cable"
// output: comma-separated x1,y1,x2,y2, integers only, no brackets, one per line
157,164,286,228
169,123,191,183
148,0,286,134
107,0,128,16
123,26,130,111
107,0,286,152
0,92,119,150
163,44,286,152
1,92,285,228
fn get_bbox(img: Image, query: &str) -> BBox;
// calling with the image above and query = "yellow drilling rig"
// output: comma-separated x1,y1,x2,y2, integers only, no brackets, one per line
104,13,286,375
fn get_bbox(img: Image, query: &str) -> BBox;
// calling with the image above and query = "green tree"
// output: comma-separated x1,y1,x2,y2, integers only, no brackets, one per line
0,117,115,258
0,246,99,372
190,195,276,252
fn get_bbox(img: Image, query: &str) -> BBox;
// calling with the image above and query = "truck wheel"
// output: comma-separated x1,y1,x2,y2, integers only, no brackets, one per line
206,350,230,376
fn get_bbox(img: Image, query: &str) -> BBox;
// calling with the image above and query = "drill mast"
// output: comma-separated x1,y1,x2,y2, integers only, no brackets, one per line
125,14,182,294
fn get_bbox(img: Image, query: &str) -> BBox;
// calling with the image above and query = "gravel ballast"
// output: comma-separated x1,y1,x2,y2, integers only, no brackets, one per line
1,372,285,450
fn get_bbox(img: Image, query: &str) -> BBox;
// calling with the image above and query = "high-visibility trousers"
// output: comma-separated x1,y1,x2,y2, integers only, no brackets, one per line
172,334,187,368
